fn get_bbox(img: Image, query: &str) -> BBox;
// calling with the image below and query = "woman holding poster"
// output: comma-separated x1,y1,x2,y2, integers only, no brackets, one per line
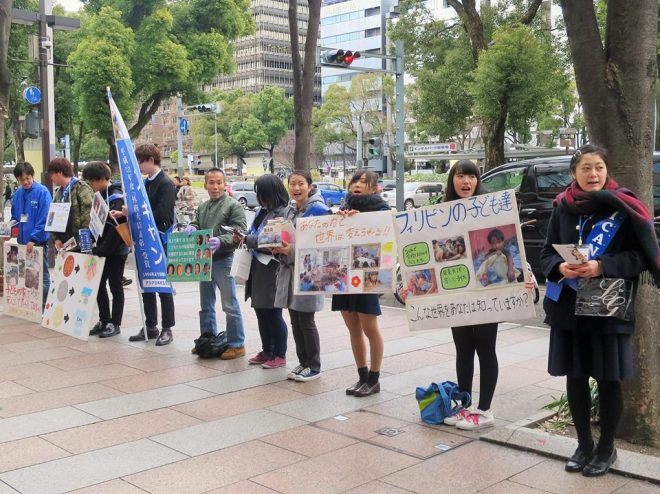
271,171,331,382
332,170,390,397
540,144,660,477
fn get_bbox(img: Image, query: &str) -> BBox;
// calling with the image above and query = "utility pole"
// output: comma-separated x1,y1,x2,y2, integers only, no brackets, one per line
356,122,363,168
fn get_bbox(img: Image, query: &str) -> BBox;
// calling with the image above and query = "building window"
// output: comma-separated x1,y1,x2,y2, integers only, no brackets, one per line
365,27,380,38
364,6,379,17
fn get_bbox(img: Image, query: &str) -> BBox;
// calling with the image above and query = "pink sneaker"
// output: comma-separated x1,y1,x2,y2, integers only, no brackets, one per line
262,356,286,369
248,351,270,365
443,407,471,426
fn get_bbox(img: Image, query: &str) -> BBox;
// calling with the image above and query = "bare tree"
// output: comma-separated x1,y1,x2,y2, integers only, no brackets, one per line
446,0,543,169
0,0,12,221
288,0,321,171
560,0,658,446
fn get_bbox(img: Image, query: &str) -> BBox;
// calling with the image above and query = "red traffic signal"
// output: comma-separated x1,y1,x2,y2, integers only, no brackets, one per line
321,49,361,67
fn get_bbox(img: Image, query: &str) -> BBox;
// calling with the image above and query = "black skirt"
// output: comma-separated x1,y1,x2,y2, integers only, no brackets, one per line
331,294,382,316
548,317,633,381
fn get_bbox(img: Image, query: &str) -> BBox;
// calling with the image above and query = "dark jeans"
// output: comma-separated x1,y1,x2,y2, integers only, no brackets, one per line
142,291,175,330
289,309,321,372
97,255,127,325
451,323,499,411
254,308,287,359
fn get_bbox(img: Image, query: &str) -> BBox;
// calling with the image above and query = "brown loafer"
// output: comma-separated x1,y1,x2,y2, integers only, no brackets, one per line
354,381,380,397
346,380,365,395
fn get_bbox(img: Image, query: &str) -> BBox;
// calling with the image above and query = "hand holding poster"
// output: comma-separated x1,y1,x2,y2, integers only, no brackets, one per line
394,189,535,330
3,242,42,323
166,229,213,282
294,211,396,294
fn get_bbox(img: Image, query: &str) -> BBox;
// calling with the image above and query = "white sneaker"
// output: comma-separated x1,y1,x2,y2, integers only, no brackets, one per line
287,365,304,380
456,409,495,430
443,407,471,426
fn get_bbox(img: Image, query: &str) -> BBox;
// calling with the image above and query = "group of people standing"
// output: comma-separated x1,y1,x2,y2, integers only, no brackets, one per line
6,142,659,479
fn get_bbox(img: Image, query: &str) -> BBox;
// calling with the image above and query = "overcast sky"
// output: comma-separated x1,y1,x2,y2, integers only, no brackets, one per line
56,0,82,12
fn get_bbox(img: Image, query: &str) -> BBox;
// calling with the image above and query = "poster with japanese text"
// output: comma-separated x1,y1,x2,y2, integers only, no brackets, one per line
3,242,42,323
89,191,110,240
166,229,213,282
294,211,396,294
394,189,535,330
42,252,106,341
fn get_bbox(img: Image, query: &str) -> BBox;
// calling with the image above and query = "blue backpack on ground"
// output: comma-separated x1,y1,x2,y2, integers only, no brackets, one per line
415,381,471,425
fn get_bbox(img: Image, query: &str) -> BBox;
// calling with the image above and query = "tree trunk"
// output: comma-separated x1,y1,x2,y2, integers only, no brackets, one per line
0,0,12,222
289,0,320,172
482,112,506,171
561,0,659,446
72,120,84,170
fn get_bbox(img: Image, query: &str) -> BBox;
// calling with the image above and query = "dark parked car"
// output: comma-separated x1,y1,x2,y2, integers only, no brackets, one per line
481,153,660,278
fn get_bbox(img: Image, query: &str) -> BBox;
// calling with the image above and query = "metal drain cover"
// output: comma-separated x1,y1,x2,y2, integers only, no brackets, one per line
375,427,404,437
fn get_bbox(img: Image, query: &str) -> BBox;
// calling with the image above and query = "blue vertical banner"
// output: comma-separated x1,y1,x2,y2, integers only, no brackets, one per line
107,88,172,293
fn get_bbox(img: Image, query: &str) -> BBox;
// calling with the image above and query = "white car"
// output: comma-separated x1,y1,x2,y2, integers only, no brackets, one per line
381,182,444,210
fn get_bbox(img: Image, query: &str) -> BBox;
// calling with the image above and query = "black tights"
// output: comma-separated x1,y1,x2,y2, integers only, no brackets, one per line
451,323,498,411
566,376,622,455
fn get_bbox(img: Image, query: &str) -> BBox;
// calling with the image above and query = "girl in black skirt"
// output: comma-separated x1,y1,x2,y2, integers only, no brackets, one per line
541,144,660,477
333,170,390,397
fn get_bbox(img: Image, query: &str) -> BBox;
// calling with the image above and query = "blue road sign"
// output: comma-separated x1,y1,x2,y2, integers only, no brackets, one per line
23,86,42,105
179,118,189,135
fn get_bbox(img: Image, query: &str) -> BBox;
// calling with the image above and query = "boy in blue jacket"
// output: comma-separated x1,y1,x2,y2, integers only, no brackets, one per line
10,162,52,306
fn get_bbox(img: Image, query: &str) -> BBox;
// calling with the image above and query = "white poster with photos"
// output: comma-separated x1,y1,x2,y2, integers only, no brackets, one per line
89,191,110,240
393,189,535,330
42,252,106,341
294,211,396,294
3,242,43,323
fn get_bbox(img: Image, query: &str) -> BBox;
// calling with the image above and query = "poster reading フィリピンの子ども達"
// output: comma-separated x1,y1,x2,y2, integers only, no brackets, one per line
3,242,43,323
42,252,106,341
294,210,396,294
394,189,535,330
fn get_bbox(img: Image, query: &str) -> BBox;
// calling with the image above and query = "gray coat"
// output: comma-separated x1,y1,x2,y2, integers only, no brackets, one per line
274,192,331,312
244,204,288,308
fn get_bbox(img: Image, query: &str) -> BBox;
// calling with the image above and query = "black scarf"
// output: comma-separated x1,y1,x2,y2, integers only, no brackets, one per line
344,193,390,213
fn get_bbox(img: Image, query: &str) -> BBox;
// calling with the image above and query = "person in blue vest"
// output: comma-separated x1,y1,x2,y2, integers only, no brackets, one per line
10,162,52,307
82,162,129,338
541,144,660,477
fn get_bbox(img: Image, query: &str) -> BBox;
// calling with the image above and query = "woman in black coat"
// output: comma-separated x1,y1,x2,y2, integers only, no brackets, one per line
540,144,660,477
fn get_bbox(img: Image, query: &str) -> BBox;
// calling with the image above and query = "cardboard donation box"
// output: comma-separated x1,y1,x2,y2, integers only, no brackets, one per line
258,219,295,248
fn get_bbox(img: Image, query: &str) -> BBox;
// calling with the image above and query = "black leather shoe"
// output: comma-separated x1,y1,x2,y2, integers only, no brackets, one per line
354,381,380,397
582,449,617,477
155,329,173,346
99,323,121,338
345,380,365,395
565,445,594,473
89,321,106,336
129,327,159,342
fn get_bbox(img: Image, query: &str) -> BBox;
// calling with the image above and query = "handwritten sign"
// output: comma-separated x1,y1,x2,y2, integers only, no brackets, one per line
3,242,43,323
294,211,396,294
394,189,535,330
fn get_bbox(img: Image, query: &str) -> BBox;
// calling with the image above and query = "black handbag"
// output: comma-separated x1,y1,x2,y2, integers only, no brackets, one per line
575,278,633,321
194,331,229,358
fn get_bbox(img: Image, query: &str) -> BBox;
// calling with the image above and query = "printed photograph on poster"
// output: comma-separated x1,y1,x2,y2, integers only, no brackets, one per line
166,229,213,282
432,236,467,263
297,248,349,293
3,243,43,323
364,270,392,292
44,202,71,232
89,191,110,239
469,224,522,287
402,268,438,296
352,244,380,269
42,253,106,340
0,221,11,237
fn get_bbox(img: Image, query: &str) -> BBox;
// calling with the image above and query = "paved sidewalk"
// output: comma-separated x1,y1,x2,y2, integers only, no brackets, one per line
0,271,656,494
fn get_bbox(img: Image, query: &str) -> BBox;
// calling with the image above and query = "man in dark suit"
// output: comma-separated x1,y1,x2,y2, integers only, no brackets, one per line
129,144,176,346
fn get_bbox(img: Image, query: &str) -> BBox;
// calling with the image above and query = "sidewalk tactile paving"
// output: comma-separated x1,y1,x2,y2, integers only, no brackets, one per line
0,439,186,494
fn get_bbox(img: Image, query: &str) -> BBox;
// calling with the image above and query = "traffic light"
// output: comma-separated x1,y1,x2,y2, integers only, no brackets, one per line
196,154,202,166
25,109,41,139
194,104,216,113
368,137,382,157
320,49,361,67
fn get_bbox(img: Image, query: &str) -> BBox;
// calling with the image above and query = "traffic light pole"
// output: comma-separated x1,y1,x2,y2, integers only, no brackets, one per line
320,42,406,210
176,96,184,178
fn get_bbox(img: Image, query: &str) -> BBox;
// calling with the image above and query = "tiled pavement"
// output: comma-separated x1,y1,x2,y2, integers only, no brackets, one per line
0,273,657,494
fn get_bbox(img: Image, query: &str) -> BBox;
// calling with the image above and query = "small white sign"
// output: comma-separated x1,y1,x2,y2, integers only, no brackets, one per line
45,202,72,232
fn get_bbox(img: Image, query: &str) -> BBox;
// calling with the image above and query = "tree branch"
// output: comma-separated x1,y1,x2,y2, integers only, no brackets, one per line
128,91,166,139
520,0,543,25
